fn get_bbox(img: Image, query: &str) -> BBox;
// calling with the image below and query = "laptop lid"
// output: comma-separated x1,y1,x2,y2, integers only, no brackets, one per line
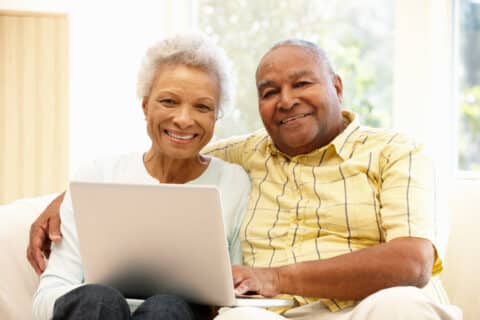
71,181,237,306
70,181,294,308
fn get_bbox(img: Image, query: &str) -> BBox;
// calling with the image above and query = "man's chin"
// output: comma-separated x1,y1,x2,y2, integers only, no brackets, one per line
277,139,317,156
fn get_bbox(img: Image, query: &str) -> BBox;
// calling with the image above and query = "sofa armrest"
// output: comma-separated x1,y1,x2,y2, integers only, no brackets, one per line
0,194,59,320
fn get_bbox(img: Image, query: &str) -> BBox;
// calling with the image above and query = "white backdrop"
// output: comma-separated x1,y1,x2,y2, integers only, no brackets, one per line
68,0,193,174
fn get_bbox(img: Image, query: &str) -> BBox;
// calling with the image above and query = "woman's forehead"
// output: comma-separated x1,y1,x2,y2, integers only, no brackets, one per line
150,64,220,99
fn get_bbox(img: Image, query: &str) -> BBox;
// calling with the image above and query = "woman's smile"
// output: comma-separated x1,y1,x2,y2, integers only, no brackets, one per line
163,129,198,144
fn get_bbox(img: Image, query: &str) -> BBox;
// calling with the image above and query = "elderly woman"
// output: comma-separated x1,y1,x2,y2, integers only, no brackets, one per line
32,34,250,320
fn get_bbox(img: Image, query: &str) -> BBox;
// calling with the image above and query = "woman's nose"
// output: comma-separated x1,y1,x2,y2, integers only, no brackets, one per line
173,106,195,128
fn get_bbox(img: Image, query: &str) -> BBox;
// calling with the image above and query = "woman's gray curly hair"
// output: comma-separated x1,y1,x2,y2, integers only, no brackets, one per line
137,33,234,117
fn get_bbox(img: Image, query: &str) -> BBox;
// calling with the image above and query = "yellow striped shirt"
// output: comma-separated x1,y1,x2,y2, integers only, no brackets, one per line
204,110,447,311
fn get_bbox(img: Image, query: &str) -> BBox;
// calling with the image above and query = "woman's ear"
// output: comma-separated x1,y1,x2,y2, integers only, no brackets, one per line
142,97,149,118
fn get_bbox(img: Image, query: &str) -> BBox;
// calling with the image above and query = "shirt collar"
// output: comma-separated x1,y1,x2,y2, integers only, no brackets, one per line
331,110,361,160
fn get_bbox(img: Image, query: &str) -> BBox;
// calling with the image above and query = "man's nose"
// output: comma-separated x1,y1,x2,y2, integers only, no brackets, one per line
278,88,298,111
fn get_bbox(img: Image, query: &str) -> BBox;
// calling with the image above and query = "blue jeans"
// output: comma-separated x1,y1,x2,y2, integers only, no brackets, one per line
53,284,214,320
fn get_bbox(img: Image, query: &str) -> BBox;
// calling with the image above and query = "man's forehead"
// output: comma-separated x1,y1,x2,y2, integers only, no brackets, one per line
260,45,318,64
257,46,320,75
256,69,316,88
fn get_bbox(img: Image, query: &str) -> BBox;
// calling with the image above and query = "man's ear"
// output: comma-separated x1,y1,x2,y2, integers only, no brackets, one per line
333,74,343,104
142,97,149,118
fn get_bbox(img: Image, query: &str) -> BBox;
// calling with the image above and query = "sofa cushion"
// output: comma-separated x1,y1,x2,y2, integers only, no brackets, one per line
441,180,480,320
0,194,58,320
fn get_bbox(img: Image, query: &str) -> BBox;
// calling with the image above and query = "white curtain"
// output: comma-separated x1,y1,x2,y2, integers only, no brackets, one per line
0,11,69,204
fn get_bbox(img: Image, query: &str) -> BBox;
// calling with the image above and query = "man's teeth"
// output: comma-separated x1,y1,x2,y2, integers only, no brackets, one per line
166,131,196,140
280,113,310,124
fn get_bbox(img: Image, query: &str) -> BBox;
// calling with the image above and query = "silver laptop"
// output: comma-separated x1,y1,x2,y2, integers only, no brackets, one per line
70,181,294,308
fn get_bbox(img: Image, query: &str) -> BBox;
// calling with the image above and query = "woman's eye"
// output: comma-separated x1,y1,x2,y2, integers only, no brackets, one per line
159,98,177,106
196,104,213,112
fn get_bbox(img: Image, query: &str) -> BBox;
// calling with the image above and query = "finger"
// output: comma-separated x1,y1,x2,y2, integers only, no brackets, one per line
231,266,247,285
31,234,48,273
28,223,46,272
32,230,47,256
26,247,42,275
234,283,248,295
233,273,244,286
35,247,46,272
234,281,253,296
48,216,62,242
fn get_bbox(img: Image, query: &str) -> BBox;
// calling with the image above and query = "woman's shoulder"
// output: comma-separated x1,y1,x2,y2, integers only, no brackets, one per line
73,152,145,181
205,156,250,188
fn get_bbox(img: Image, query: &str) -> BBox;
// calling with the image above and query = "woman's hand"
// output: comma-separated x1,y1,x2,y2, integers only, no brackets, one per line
26,192,65,275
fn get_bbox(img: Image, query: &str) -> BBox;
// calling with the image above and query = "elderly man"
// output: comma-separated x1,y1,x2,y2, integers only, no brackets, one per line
28,39,461,319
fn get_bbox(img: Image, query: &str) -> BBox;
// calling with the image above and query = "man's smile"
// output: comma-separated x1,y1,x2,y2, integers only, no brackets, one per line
279,112,313,125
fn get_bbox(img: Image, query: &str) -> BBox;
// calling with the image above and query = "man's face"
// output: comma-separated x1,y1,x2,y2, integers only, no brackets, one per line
256,45,344,156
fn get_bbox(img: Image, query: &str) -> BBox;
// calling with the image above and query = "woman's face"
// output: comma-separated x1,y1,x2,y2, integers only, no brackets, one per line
143,64,220,160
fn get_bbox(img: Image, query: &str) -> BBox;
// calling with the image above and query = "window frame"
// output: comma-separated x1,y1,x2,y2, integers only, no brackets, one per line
453,0,480,178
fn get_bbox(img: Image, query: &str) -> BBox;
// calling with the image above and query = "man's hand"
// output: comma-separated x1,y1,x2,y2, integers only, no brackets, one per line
232,265,281,298
26,192,65,275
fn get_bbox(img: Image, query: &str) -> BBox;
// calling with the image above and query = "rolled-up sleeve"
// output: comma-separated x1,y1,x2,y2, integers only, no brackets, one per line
379,141,442,274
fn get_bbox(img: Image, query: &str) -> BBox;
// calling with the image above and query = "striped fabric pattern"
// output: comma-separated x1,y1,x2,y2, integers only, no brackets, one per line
204,110,446,311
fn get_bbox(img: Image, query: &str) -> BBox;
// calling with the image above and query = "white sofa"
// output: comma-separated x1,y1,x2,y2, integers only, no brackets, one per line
0,194,58,320
1,185,478,320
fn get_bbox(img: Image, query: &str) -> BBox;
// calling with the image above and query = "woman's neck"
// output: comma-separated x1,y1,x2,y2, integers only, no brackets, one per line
143,149,210,184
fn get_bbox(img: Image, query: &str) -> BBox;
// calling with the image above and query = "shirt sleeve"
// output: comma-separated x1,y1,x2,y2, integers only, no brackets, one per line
226,166,251,265
32,160,102,320
32,190,84,320
202,134,250,166
379,139,442,274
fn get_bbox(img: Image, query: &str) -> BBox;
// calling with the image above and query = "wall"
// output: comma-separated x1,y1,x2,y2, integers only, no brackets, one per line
0,0,68,13
67,0,192,174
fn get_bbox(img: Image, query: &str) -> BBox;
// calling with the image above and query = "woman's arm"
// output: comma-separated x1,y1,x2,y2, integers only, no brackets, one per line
32,191,84,320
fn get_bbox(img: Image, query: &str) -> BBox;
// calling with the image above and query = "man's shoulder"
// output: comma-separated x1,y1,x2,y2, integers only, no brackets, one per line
352,126,425,162
203,129,269,154
356,126,418,149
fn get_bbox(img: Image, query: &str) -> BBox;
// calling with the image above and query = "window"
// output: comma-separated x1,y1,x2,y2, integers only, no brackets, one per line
456,0,480,172
196,0,394,139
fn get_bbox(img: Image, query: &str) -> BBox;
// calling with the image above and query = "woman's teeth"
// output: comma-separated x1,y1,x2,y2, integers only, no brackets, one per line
165,130,196,140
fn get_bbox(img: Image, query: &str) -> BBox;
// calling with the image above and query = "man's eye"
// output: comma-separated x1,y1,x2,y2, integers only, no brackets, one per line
294,81,310,88
262,90,278,99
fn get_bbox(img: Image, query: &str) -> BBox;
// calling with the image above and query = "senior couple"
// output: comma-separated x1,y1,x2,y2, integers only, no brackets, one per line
28,33,462,320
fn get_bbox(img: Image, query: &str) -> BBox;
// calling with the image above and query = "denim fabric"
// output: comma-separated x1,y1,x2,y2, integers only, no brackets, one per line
132,294,195,320
53,284,209,320
53,284,131,320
